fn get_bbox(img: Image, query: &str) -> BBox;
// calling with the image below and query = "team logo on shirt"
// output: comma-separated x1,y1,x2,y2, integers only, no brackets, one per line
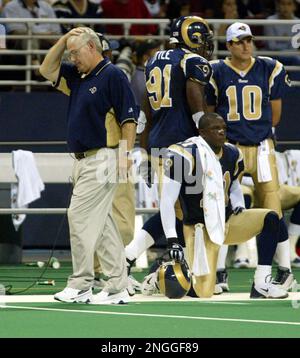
89,87,97,94
285,74,292,87
196,64,210,77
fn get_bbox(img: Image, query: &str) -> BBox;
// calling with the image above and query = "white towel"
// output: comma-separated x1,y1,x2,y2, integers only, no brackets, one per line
191,136,225,246
11,183,26,232
11,150,45,230
192,223,210,276
257,140,272,183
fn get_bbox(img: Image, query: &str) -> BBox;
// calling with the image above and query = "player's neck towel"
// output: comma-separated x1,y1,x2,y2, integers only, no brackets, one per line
191,136,225,275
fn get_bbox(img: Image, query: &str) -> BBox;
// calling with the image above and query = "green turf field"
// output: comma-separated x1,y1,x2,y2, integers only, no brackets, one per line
0,263,300,338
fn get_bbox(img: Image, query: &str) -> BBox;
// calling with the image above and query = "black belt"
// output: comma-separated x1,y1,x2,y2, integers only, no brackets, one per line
74,152,85,160
228,140,259,147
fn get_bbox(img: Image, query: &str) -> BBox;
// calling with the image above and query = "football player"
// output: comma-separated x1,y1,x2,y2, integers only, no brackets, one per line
159,112,288,299
138,15,214,263
205,22,294,289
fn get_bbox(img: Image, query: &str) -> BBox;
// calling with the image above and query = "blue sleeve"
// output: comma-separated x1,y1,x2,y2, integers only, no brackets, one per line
109,68,139,125
55,62,80,94
163,147,193,183
270,61,291,100
183,55,212,85
233,148,244,181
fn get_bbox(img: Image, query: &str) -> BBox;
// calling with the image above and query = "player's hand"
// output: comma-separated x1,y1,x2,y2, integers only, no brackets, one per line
233,206,245,215
167,239,184,262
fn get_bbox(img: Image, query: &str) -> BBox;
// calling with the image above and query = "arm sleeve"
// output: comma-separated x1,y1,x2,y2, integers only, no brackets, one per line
160,176,182,238
109,69,139,125
163,147,193,183
233,148,244,180
270,61,290,99
230,179,245,209
182,55,212,85
54,62,79,95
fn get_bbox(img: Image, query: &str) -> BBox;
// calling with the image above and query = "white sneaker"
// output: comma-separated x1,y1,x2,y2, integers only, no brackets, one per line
272,266,297,291
127,275,142,296
54,287,92,303
141,272,159,296
250,281,288,299
214,284,223,295
129,275,142,291
91,289,130,304
233,258,250,269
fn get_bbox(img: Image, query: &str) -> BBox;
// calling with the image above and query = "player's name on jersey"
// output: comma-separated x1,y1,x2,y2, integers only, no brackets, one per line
153,50,174,61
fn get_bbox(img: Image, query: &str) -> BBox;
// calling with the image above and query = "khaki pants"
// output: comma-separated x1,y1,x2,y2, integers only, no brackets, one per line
184,208,271,297
237,139,282,217
67,148,128,293
242,183,300,211
94,181,135,274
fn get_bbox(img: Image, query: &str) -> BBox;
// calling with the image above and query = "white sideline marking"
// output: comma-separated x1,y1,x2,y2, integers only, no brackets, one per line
1,304,300,327
0,292,299,303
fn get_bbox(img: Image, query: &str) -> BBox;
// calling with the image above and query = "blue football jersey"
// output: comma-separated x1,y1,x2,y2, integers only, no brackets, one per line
206,57,290,144
145,48,212,151
164,139,244,224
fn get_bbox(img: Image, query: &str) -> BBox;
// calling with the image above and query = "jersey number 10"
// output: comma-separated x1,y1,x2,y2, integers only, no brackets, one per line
226,85,262,121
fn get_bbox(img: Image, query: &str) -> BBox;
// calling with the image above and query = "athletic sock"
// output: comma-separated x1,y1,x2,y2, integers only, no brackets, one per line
217,245,228,270
254,265,272,285
125,229,154,261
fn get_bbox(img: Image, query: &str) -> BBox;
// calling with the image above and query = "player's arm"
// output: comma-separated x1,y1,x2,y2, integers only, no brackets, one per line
271,98,282,127
140,91,152,150
230,147,245,212
160,150,186,241
40,27,84,82
230,179,246,214
183,56,212,127
160,177,182,239
160,177,184,261
186,79,206,113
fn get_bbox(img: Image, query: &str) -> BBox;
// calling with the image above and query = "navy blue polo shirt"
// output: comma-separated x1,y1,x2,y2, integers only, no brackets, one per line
55,57,138,152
